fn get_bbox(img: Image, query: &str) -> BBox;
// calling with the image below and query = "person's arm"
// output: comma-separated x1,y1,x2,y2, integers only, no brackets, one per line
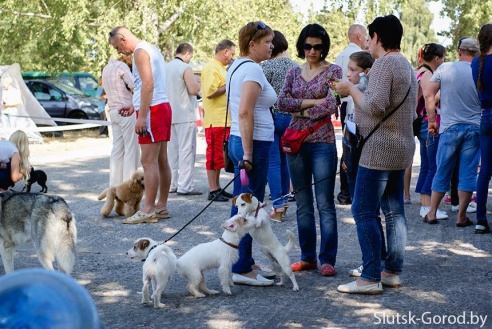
183,68,201,96
133,48,154,134
120,63,134,92
207,85,225,99
238,81,261,163
424,80,441,136
9,152,24,183
277,67,323,113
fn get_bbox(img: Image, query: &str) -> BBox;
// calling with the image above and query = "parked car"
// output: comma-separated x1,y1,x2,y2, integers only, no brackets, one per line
24,79,100,121
22,72,99,97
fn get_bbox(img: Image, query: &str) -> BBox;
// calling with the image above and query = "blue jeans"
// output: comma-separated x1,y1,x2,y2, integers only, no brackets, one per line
352,167,407,282
477,109,492,222
432,124,480,193
228,135,272,274
415,120,439,196
267,113,292,209
287,142,338,266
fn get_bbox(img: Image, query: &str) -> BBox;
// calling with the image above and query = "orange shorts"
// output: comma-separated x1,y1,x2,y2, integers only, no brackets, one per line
136,102,172,144
205,126,230,170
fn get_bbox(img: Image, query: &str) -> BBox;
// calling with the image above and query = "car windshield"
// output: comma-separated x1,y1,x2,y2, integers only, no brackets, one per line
47,80,87,96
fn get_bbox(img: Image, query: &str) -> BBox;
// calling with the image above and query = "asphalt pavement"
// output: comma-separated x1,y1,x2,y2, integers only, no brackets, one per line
2,131,491,329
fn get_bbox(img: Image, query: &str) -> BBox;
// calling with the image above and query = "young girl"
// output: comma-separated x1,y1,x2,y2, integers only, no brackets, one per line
0,130,31,192
344,51,374,123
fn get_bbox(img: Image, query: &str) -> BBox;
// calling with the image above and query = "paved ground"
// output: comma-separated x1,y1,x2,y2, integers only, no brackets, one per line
2,130,491,328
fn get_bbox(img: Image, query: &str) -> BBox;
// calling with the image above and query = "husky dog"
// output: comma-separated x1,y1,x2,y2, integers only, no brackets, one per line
127,238,177,309
0,191,77,274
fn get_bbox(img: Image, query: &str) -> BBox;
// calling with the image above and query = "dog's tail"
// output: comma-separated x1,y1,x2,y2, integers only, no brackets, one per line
284,229,296,253
97,188,108,200
160,244,177,262
50,197,77,275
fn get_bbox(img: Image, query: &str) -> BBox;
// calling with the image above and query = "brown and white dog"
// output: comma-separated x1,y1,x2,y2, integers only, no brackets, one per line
232,193,299,291
127,238,177,308
176,215,256,297
98,170,145,218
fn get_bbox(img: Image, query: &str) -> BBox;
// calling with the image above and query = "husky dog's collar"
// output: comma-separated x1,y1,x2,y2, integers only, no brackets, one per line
220,237,238,249
142,244,158,262
255,202,267,218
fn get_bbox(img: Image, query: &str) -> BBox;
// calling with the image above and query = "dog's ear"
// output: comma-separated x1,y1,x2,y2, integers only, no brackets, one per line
251,195,259,209
231,196,238,207
136,239,150,250
242,193,252,204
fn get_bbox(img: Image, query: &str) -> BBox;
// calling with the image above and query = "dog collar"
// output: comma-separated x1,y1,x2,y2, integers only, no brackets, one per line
255,202,267,218
220,237,238,249
142,244,158,262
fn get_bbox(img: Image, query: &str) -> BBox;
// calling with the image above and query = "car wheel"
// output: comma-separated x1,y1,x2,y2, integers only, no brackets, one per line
67,111,88,121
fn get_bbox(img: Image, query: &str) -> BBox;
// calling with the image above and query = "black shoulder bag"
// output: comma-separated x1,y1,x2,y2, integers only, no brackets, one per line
342,85,412,177
223,60,254,173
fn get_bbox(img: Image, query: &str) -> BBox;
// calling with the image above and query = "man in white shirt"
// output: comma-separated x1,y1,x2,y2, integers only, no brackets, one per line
166,43,202,196
334,24,367,205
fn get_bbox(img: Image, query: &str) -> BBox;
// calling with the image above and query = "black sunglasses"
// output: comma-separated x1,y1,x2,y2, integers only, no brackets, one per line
303,43,323,51
249,21,267,43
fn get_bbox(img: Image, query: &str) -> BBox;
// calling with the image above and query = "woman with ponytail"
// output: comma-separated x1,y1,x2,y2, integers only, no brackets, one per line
0,130,31,192
472,24,492,234
414,43,447,220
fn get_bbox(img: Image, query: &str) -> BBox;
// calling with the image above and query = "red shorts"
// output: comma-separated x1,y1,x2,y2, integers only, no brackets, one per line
205,126,230,170
136,102,172,144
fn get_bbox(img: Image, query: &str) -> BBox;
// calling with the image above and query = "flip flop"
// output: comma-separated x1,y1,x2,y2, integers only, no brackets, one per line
456,217,474,227
153,207,170,219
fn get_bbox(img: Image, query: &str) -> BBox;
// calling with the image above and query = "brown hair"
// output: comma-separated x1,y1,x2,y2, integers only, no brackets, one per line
215,39,235,54
477,24,492,92
238,21,273,57
349,51,374,70
175,43,194,55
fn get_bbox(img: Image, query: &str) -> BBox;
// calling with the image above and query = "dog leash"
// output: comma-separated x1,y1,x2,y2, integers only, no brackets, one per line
270,170,340,205
164,172,240,243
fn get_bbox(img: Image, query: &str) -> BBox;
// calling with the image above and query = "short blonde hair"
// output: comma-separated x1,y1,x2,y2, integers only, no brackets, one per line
9,130,30,181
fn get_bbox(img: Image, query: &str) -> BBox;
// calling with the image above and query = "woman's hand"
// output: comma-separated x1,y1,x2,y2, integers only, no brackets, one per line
333,79,354,98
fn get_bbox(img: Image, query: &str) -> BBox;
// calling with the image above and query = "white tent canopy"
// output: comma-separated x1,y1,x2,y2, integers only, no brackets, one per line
0,63,56,143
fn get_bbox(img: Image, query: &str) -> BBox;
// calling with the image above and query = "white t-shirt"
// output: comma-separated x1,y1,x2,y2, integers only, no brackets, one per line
166,58,198,124
132,41,168,109
0,141,18,163
226,58,276,141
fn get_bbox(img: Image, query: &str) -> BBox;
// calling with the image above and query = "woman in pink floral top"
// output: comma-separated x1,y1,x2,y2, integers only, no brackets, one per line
277,23,342,277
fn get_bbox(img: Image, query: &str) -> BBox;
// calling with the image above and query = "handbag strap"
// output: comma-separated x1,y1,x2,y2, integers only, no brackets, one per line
223,60,254,143
307,118,331,133
361,85,412,146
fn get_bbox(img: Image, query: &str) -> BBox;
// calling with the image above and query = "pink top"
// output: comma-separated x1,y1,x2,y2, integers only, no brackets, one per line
277,64,342,144
416,70,440,125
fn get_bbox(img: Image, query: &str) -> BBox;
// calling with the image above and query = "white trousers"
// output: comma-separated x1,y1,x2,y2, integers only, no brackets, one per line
108,110,140,187
168,121,197,193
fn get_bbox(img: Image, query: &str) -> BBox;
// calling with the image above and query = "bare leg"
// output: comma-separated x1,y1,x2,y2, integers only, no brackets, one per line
140,143,161,213
457,191,472,224
207,169,221,191
427,191,445,220
155,141,171,210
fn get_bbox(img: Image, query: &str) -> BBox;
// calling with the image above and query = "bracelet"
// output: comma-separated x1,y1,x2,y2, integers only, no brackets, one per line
300,110,304,118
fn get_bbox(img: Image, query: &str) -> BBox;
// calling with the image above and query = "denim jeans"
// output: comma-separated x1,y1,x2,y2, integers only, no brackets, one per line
287,142,338,266
228,135,272,274
477,109,492,222
432,124,480,193
352,167,407,282
415,120,440,196
267,113,292,209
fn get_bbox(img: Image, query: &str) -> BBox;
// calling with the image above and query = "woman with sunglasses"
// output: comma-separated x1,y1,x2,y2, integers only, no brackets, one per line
277,24,341,277
227,21,277,286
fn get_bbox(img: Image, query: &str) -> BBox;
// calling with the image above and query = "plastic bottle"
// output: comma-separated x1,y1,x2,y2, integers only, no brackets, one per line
358,72,368,92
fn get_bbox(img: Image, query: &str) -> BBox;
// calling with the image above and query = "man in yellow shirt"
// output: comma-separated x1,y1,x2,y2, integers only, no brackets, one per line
201,40,236,202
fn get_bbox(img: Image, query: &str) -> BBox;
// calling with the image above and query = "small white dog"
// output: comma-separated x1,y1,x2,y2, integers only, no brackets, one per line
176,215,255,298
233,193,299,291
127,238,177,308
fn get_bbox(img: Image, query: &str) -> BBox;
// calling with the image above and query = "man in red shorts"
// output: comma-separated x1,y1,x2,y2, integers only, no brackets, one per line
201,40,236,202
108,26,172,224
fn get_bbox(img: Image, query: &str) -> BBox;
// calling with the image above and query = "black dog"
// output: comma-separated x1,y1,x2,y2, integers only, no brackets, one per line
24,167,48,193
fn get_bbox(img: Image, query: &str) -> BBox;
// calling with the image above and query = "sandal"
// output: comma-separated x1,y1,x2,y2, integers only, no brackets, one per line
154,207,170,219
456,217,474,227
270,207,284,222
404,196,411,204
291,261,317,272
123,210,158,224
282,203,289,218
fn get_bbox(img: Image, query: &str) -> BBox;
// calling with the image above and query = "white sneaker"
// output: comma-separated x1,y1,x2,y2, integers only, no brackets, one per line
451,204,477,213
349,265,363,277
420,207,448,219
